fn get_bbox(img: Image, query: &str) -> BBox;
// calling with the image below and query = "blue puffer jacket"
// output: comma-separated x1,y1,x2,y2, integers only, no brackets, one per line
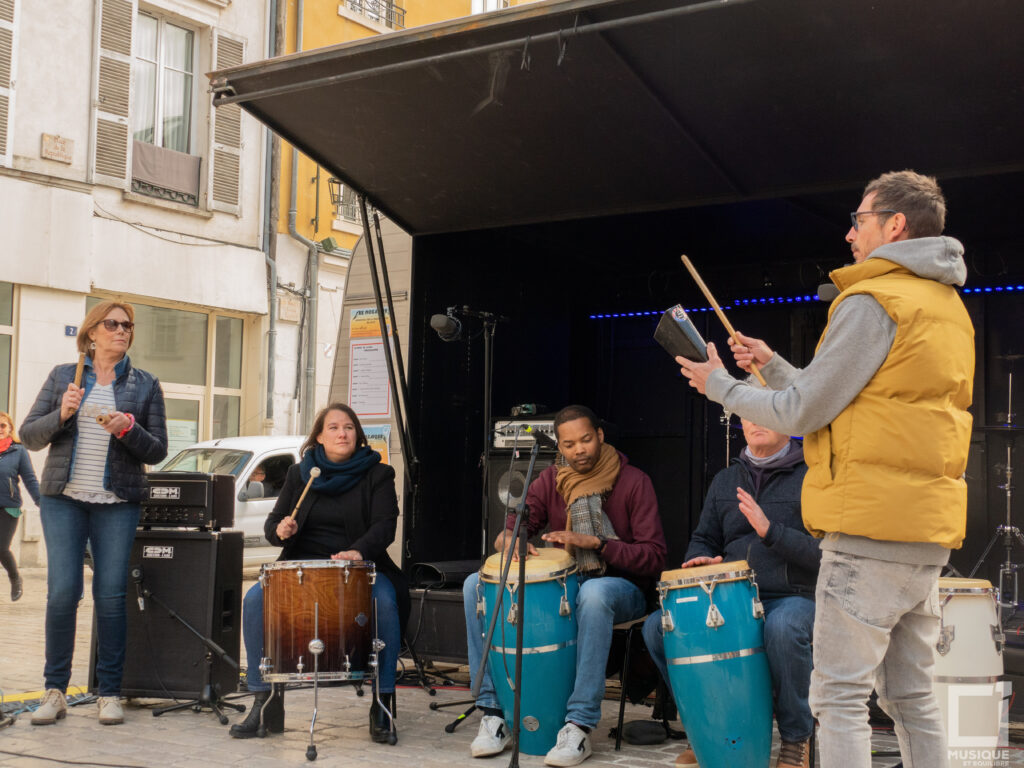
0,441,41,508
20,356,168,502
685,439,821,599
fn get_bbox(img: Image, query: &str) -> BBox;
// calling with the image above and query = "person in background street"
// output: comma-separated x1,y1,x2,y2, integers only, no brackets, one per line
20,301,167,727
0,411,41,601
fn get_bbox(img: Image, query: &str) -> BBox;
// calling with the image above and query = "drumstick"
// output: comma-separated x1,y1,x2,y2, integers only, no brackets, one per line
67,353,86,414
73,353,85,387
289,467,321,519
680,255,767,386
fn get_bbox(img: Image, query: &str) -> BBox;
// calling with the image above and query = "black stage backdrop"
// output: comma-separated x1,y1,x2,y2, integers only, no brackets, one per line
405,172,1024,587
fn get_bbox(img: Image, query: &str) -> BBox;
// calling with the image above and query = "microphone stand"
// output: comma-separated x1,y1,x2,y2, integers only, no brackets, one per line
135,571,244,723
470,439,541,768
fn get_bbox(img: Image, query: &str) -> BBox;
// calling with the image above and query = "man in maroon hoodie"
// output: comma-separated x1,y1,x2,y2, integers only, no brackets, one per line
462,404,667,767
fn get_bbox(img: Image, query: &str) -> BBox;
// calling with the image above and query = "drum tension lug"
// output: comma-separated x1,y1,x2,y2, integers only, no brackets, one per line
706,603,724,629
344,566,350,585
992,624,1005,655
752,598,765,619
936,625,955,656
560,594,571,617
297,567,304,585
507,603,518,625
369,567,377,586
661,611,675,633
297,655,305,673
344,654,352,672
476,595,486,618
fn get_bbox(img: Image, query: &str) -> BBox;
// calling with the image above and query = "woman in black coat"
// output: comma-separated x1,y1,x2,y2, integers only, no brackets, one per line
231,403,408,744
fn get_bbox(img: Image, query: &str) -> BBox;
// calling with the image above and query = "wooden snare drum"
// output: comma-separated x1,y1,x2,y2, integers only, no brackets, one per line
260,559,376,682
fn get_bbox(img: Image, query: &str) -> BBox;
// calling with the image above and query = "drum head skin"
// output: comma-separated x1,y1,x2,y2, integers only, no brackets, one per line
480,547,576,583
938,577,995,594
659,559,753,588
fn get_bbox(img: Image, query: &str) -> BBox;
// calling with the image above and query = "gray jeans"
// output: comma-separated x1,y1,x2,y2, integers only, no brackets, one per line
810,549,946,768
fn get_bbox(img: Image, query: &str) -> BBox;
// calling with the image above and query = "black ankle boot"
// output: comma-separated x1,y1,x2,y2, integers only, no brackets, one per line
230,688,285,739
369,691,396,744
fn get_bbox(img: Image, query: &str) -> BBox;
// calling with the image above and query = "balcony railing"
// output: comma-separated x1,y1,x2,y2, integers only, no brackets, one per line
346,0,406,30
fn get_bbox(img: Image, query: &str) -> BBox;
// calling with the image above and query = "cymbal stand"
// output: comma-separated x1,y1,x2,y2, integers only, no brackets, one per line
969,372,1024,619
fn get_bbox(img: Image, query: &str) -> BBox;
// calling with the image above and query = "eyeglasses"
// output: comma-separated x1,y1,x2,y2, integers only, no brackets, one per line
99,319,134,333
849,209,897,231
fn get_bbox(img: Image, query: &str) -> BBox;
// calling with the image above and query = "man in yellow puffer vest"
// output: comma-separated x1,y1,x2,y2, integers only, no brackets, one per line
675,170,974,768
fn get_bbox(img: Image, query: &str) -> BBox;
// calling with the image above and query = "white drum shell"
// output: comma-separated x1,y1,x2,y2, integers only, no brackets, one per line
933,583,1005,767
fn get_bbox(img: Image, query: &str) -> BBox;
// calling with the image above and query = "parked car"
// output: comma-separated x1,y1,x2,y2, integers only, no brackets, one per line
158,435,304,569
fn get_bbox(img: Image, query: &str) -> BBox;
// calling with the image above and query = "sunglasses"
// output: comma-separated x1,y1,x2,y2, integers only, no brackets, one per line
99,319,135,333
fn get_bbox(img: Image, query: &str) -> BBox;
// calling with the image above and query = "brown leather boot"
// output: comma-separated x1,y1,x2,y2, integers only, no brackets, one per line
776,738,810,768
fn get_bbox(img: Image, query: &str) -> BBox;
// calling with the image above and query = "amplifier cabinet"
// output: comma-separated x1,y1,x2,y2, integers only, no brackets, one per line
90,529,243,699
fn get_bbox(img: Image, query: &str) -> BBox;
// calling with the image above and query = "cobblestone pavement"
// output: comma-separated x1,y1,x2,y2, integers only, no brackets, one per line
2,568,1018,767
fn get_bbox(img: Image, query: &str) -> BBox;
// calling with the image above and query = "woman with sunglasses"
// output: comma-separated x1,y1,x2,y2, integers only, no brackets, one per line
0,411,40,601
20,300,167,727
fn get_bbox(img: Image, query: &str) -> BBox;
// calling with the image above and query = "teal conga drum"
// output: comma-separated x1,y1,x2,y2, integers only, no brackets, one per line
478,548,578,755
658,561,773,768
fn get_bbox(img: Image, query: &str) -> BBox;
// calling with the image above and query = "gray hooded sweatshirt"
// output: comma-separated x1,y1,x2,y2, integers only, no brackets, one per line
704,236,969,565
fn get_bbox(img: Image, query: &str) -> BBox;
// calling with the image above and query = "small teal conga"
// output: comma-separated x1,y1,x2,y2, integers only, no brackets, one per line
658,561,773,768
478,548,578,755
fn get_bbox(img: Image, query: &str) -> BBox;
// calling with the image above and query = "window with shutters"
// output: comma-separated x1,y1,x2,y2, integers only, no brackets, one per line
130,12,201,206
0,0,16,166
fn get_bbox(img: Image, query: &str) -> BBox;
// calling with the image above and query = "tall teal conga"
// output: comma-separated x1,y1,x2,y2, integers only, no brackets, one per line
478,548,578,756
658,561,773,768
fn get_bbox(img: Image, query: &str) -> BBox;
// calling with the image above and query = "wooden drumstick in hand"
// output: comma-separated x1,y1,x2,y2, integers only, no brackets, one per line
66,353,86,415
289,467,321,519
680,255,767,386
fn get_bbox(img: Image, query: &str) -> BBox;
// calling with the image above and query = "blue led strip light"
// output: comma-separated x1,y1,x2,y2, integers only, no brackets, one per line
588,292,819,320
588,283,1023,319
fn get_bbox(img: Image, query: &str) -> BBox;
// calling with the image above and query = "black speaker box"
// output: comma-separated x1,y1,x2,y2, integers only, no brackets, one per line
486,450,557,546
406,588,468,665
90,529,243,699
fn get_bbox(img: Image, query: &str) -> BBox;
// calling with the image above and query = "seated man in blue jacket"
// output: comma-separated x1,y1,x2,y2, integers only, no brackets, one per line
643,416,821,768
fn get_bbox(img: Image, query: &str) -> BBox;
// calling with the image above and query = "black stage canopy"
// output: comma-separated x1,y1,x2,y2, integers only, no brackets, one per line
212,0,1023,236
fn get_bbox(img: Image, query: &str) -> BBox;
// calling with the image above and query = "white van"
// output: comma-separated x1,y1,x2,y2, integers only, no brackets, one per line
158,435,304,569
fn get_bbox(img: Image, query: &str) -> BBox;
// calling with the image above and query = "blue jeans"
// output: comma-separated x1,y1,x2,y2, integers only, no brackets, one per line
243,571,400,693
643,594,815,742
463,571,646,729
40,495,140,695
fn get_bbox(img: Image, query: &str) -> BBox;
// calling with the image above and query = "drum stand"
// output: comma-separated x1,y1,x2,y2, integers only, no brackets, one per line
969,370,1024,620
469,439,542,768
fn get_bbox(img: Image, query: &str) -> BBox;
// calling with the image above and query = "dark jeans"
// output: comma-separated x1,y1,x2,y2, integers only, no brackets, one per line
0,511,19,580
644,593,816,742
39,495,139,695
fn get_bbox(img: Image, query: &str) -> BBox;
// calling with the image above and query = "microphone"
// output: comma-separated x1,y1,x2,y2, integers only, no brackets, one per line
430,311,462,342
131,566,145,611
524,425,558,451
817,283,840,302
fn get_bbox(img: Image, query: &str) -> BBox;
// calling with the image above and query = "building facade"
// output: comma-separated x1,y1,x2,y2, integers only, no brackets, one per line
0,0,269,564
0,0,535,566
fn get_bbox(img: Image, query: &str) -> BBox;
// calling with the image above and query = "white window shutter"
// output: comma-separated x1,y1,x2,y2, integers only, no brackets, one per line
0,0,17,167
209,30,244,215
91,0,135,188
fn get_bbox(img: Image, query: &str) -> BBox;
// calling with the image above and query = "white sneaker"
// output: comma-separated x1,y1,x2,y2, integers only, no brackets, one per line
471,715,511,757
30,689,67,725
544,723,592,767
98,696,124,725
